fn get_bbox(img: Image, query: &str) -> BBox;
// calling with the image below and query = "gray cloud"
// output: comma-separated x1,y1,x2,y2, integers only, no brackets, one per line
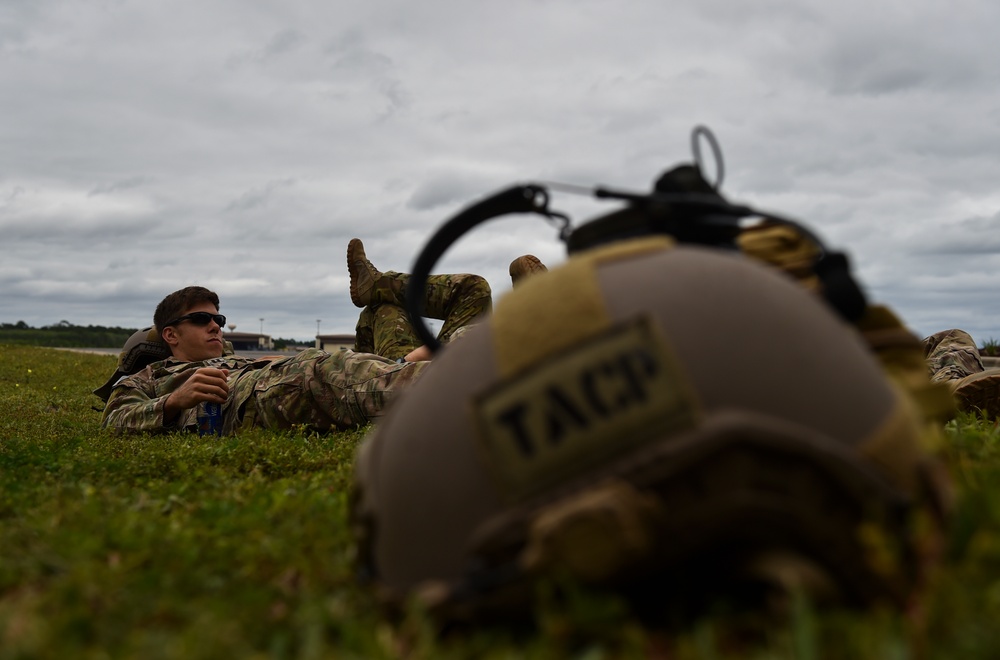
3,0,1000,344
226,28,307,69
89,176,150,196
264,28,306,59
225,178,297,212
324,29,411,119
406,174,502,212
907,212,1000,255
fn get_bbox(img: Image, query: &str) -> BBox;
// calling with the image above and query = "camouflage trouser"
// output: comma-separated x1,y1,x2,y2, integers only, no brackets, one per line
235,348,430,431
923,328,984,382
354,272,493,361
233,271,491,431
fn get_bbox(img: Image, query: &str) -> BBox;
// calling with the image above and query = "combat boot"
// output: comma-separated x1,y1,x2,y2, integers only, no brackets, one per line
348,238,383,308
509,255,547,287
951,370,1000,419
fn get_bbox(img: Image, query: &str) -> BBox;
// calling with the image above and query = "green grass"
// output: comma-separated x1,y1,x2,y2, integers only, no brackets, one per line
3,344,1000,658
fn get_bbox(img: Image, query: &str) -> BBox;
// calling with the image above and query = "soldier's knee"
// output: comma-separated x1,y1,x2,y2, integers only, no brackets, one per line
456,275,493,315
464,274,491,298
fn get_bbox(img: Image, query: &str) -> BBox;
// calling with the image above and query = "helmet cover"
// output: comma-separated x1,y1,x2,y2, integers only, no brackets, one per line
93,326,170,402
353,237,948,619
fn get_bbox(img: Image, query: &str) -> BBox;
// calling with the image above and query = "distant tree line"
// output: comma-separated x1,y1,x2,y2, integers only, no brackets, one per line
0,321,138,348
0,321,310,350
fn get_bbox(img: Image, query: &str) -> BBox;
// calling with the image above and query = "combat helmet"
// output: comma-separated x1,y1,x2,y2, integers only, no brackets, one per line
352,237,949,620
353,127,950,620
93,326,171,402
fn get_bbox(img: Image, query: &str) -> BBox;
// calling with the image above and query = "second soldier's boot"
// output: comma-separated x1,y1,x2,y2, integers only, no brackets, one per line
348,238,384,308
950,370,1000,419
509,255,548,287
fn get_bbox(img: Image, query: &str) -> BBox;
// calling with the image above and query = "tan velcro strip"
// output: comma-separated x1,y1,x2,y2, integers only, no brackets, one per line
492,236,675,378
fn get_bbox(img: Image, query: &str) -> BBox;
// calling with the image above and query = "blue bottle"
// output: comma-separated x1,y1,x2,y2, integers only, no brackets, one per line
198,401,223,436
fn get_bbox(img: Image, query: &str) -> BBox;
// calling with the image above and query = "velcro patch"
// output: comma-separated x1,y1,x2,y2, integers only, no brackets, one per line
475,316,700,502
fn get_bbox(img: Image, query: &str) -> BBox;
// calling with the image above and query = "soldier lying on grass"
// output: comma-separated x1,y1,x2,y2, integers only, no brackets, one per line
96,239,544,435
924,328,1000,419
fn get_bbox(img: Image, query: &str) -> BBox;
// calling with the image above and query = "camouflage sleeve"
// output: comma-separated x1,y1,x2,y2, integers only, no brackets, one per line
100,369,193,433
102,357,259,434
922,328,984,382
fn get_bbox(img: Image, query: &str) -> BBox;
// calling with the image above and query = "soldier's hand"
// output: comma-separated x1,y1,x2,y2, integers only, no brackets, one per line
403,345,432,362
163,367,230,423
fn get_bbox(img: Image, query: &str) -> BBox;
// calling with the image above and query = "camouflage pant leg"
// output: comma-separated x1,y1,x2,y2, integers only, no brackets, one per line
236,348,429,431
354,307,376,354
375,271,492,320
425,273,492,343
356,275,424,359
923,328,984,382
370,304,421,361
357,272,493,358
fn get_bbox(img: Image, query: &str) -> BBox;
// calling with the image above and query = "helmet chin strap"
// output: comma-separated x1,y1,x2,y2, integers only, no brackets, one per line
405,184,562,352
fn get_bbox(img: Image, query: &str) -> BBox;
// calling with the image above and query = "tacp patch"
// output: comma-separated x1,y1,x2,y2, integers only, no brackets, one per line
475,316,700,502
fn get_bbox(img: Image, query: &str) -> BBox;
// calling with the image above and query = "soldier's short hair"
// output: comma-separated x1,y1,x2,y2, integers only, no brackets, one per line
153,286,220,337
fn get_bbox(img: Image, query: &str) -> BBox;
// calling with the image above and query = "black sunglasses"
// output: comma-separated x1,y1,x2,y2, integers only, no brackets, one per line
164,312,227,328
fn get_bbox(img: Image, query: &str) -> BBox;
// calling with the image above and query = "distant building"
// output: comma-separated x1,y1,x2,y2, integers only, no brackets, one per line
224,332,274,351
316,333,355,352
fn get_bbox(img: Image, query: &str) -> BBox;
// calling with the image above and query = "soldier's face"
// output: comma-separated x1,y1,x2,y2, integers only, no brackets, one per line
162,301,226,362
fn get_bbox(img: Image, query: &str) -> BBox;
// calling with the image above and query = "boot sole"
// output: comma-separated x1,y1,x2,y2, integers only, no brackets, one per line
953,370,1000,419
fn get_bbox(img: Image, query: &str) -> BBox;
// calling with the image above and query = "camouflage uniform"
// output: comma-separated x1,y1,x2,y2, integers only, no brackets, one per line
102,271,490,436
923,328,985,382
101,350,428,434
353,272,492,360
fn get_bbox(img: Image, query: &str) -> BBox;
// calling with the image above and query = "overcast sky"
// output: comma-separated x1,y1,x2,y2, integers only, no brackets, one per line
4,0,1000,344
